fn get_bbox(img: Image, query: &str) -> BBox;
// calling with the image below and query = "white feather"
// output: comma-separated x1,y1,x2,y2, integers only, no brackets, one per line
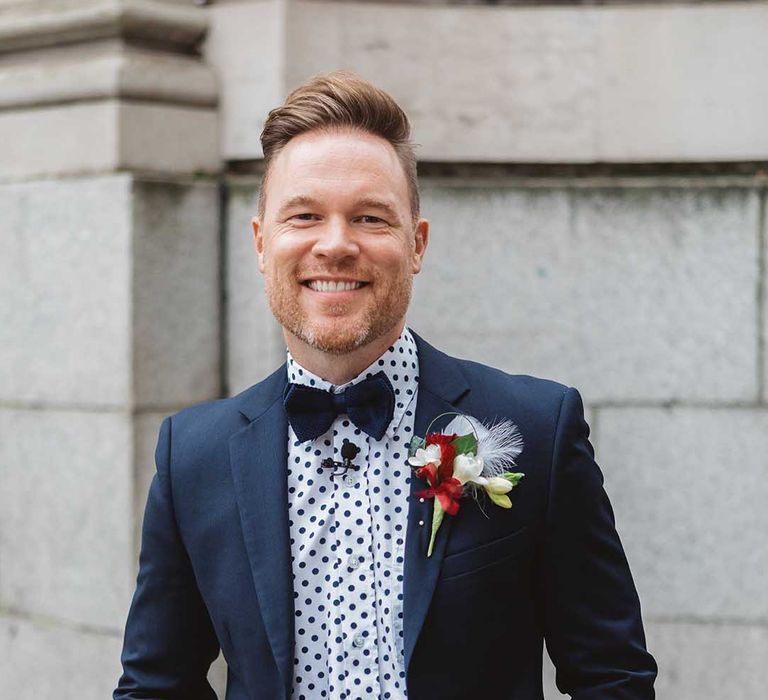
444,414,524,478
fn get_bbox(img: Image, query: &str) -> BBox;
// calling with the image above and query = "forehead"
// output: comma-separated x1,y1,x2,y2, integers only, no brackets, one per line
264,128,410,213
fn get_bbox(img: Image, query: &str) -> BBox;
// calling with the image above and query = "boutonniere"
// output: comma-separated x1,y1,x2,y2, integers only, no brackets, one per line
408,413,524,556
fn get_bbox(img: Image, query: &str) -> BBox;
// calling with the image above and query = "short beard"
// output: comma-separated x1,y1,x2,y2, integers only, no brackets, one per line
297,320,372,355
264,271,413,356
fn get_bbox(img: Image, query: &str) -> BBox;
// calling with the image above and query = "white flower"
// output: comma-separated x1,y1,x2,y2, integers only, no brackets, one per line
477,476,513,494
407,443,442,468
452,453,484,485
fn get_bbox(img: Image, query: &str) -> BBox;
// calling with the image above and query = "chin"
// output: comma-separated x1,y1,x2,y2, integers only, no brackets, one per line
297,319,375,355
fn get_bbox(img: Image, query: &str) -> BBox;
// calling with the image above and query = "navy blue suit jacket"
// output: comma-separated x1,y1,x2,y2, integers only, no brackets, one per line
115,332,656,699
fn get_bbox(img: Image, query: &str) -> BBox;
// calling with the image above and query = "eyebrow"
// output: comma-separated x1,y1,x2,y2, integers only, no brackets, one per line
277,195,319,215
276,195,402,223
354,198,401,222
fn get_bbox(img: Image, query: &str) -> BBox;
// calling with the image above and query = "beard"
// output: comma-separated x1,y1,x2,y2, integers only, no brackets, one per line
263,263,413,355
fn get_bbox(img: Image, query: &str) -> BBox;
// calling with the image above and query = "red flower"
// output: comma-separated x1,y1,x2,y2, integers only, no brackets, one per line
437,443,456,480
425,432,457,480
415,477,463,516
425,432,457,446
415,433,463,515
415,463,438,486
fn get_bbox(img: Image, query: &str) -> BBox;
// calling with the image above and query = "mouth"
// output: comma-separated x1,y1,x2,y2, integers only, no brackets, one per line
302,279,369,293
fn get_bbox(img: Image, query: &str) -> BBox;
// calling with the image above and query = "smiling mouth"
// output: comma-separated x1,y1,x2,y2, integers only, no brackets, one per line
304,280,368,292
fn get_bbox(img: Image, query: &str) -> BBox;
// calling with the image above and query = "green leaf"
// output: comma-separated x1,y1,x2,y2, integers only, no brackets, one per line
427,499,445,557
487,491,512,509
451,433,477,456
501,472,525,487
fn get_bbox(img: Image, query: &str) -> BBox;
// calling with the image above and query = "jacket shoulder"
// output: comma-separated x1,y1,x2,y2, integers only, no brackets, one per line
457,356,568,401
452,354,572,422
412,331,574,435
412,330,570,415
165,364,286,460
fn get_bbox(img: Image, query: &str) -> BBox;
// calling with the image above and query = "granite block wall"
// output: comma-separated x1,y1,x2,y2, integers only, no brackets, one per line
0,174,223,697
2,0,766,697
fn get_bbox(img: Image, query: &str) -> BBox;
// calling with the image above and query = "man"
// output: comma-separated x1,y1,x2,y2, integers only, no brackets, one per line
115,72,657,699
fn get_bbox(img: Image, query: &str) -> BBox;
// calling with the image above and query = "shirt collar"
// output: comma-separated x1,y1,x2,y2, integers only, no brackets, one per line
286,327,420,436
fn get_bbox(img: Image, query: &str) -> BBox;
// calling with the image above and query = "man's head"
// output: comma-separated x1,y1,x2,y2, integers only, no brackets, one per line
252,71,428,365
257,71,420,222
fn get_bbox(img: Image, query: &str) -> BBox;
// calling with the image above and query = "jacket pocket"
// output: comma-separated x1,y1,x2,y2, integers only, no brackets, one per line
440,526,533,581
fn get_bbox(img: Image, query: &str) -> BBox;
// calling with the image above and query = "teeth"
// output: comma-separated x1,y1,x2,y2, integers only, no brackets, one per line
308,280,363,292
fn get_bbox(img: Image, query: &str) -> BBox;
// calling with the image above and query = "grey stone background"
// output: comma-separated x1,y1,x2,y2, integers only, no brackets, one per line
1,0,766,698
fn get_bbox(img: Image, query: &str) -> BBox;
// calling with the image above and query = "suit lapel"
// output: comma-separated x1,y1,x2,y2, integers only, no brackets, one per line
229,367,293,698
402,332,470,675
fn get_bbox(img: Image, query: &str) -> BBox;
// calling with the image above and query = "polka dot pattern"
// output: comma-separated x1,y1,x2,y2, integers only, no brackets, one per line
285,328,419,700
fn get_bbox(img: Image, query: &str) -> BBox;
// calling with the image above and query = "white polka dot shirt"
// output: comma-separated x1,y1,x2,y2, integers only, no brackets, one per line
285,327,419,700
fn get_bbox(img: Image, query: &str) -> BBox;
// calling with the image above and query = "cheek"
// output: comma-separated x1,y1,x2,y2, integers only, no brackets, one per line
263,238,306,273
370,240,414,271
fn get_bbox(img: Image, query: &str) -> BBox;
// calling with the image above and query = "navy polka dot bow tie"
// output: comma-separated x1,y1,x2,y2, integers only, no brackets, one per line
283,370,396,443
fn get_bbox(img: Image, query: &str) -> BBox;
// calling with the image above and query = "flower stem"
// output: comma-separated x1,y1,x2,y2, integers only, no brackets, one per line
427,499,444,557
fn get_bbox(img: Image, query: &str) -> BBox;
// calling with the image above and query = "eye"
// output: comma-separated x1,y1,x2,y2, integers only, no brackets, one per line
287,212,321,226
357,215,387,225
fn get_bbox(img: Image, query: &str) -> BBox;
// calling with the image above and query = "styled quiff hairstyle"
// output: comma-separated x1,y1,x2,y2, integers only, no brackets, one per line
258,71,419,221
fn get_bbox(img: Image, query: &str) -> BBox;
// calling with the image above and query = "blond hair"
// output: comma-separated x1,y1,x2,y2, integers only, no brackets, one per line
259,71,419,220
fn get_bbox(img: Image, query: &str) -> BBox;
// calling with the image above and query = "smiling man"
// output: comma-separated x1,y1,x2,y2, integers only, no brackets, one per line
115,72,656,700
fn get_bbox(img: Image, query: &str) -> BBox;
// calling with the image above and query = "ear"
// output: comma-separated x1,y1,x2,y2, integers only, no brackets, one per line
252,216,265,273
411,218,429,274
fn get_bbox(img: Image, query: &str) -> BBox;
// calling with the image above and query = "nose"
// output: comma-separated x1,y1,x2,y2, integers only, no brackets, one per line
311,216,360,261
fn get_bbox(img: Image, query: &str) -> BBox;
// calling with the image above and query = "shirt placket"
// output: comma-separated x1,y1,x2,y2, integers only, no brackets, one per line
285,330,419,700
332,422,382,699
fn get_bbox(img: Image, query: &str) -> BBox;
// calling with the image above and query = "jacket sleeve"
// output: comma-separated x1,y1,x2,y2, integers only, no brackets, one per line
539,387,657,699
114,416,220,700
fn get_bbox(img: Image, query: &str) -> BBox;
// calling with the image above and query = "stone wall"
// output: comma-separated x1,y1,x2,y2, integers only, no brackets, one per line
2,0,766,698
208,0,768,163
0,173,224,698
0,0,225,696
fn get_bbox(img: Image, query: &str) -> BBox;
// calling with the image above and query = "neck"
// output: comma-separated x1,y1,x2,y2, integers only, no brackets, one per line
285,322,406,385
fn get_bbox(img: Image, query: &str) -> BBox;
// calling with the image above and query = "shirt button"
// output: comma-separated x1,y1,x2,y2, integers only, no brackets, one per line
419,497,425,503
343,472,358,487
418,520,424,526
348,555,362,570
352,632,365,648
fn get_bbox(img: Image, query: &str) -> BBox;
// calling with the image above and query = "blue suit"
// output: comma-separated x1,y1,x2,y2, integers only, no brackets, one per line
115,332,657,699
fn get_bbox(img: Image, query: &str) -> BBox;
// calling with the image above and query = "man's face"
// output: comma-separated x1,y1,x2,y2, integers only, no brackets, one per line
253,128,428,356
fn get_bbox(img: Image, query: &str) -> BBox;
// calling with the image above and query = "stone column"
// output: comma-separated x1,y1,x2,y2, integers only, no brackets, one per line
0,1,222,697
